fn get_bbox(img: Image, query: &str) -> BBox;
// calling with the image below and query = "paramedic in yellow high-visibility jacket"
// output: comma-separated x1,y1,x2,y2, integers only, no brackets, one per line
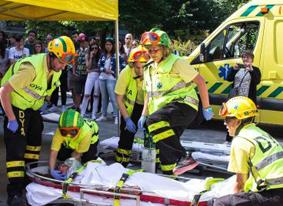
0,36,77,206
138,28,213,176
115,46,149,167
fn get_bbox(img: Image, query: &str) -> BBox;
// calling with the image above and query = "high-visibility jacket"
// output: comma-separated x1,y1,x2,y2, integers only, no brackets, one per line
120,65,143,116
237,124,283,192
143,54,199,115
64,120,99,151
1,53,61,110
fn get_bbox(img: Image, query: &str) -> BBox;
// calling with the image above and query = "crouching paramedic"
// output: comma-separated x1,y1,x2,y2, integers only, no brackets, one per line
115,46,149,167
0,36,76,206
211,96,283,206
138,28,213,175
49,109,99,180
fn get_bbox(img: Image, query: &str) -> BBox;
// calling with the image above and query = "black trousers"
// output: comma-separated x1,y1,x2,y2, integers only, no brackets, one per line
146,102,197,174
4,106,43,197
211,188,283,206
116,103,143,167
50,69,68,106
57,141,98,164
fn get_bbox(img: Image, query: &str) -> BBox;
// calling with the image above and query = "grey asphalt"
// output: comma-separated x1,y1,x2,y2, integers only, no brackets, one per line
0,111,282,205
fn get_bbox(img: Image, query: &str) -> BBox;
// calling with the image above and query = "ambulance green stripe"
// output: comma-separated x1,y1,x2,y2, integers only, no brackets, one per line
208,82,222,93
222,84,233,94
268,87,283,98
256,86,270,96
241,5,257,17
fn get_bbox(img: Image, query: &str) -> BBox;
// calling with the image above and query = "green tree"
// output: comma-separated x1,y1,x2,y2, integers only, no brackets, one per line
16,0,251,43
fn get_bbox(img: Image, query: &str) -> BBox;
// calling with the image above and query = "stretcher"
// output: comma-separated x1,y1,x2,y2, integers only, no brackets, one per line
99,137,230,172
26,160,235,206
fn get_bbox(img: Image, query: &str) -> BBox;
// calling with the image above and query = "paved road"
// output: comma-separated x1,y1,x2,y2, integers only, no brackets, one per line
0,113,282,205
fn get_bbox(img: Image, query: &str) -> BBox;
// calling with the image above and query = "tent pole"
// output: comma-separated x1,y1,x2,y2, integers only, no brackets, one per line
115,19,120,136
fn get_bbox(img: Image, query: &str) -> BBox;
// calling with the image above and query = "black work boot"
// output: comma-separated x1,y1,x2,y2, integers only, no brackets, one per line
7,194,26,206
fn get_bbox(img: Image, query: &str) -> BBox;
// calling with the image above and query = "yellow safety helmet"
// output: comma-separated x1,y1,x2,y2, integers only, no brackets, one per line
128,45,149,63
219,96,258,120
48,36,77,64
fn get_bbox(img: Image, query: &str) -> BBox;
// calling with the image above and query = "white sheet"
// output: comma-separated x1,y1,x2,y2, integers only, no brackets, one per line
26,161,235,205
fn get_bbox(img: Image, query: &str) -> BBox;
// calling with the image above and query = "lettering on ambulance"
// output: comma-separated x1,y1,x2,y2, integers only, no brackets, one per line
18,110,25,136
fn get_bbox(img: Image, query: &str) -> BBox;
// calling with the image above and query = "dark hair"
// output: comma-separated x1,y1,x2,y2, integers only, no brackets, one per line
15,35,23,42
105,37,114,44
28,30,37,37
241,117,255,125
0,31,6,40
104,37,115,55
119,40,125,54
0,30,7,57
71,30,79,36
242,50,254,60
33,40,43,54
89,43,101,65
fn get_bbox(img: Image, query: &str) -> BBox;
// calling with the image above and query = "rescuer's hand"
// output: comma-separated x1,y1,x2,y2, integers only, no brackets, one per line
138,116,147,130
125,117,137,133
39,102,49,114
50,169,67,180
7,120,19,133
202,107,214,121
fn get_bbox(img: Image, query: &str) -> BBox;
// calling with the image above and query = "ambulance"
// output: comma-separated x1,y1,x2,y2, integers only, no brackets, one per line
188,0,283,126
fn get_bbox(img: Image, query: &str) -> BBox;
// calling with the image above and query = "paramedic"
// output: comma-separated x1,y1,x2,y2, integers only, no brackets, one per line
138,28,213,175
212,96,283,206
0,36,76,206
115,46,149,167
49,109,99,180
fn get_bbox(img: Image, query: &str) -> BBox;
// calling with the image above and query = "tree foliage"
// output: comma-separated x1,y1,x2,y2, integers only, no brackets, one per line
13,0,251,42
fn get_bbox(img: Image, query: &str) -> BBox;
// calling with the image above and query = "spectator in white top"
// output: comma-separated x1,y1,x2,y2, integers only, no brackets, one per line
8,35,30,65
123,33,133,57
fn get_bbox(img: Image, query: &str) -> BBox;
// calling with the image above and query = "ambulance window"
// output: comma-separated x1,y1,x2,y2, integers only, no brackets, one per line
206,21,259,61
207,31,225,61
225,22,259,59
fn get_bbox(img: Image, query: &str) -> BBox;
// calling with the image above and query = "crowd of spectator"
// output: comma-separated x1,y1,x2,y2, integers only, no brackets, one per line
0,30,260,127
0,30,139,124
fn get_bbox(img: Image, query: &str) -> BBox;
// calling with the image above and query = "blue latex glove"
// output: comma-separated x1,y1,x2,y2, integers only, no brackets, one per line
203,107,214,121
125,117,136,133
39,102,49,114
138,115,147,130
7,120,19,133
50,169,67,180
